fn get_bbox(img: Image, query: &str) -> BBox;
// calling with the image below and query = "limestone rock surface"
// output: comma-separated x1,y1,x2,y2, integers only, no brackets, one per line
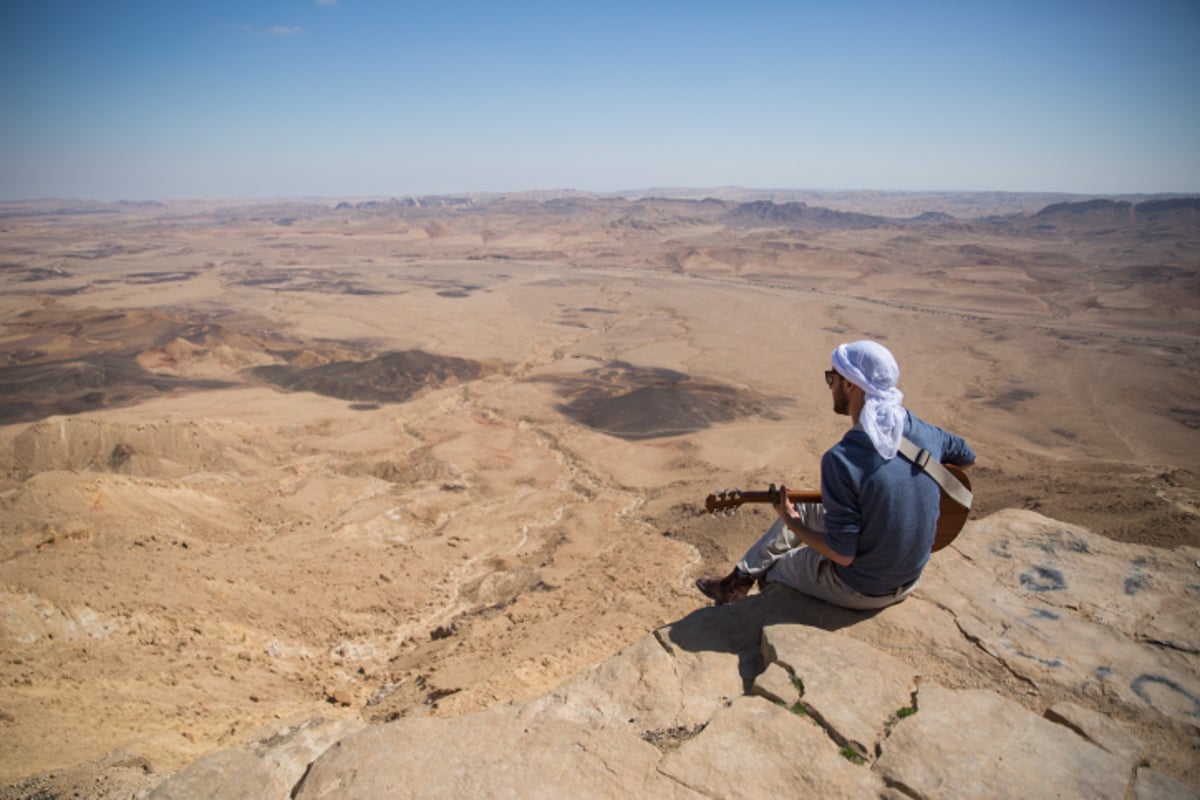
658,696,885,798
761,623,920,758
291,706,701,800
146,715,364,800
876,683,1131,800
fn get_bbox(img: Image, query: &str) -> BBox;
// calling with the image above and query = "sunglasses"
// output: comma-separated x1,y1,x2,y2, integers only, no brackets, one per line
824,369,840,386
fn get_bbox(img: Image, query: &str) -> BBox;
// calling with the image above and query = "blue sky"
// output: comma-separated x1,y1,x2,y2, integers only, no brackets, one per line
2,0,1197,200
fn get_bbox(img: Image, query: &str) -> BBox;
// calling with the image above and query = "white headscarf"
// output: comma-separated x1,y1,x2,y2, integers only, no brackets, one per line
831,341,905,460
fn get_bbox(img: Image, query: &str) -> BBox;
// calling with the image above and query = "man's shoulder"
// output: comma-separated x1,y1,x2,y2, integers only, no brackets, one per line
824,429,880,471
827,427,872,454
904,411,948,440
904,411,975,463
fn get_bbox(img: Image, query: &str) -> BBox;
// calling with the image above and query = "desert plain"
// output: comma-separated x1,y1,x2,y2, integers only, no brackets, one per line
0,189,1198,794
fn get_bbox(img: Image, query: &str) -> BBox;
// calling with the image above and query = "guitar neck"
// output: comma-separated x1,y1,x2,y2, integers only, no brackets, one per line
729,488,822,506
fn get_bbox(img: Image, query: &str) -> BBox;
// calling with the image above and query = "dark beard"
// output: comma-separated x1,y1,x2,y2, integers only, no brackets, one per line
832,384,850,416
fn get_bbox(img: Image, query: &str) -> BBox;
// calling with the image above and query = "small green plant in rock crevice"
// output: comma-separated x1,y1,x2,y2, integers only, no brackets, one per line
769,693,807,716
840,745,866,765
884,704,918,734
789,674,806,716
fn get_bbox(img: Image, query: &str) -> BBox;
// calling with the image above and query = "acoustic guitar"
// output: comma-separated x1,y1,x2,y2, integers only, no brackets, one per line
703,463,972,552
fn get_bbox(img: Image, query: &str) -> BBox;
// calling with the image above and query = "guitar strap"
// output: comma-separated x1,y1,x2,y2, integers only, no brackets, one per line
898,437,973,509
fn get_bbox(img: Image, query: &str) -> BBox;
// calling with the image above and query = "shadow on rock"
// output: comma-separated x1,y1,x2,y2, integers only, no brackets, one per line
661,584,881,691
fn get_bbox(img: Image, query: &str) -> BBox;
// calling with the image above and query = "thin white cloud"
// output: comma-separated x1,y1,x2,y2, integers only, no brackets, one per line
266,25,303,36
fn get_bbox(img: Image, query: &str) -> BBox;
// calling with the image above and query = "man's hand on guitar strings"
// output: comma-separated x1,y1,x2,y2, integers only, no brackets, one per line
775,483,800,525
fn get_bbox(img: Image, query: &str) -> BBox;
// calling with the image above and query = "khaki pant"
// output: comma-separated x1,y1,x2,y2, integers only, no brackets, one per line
736,503,918,611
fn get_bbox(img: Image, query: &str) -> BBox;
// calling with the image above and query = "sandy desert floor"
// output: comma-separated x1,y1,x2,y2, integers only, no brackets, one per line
1,192,1198,788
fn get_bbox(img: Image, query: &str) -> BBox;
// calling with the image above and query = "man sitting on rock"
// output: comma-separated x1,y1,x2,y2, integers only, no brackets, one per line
696,340,975,610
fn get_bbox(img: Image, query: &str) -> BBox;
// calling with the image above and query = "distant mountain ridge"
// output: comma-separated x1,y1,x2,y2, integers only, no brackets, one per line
1033,197,1200,219
721,200,885,229
4,191,1198,231
1025,197,1200,235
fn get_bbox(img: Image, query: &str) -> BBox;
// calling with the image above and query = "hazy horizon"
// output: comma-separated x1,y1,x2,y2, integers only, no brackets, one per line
3,0,1199,201
3,186,1196,210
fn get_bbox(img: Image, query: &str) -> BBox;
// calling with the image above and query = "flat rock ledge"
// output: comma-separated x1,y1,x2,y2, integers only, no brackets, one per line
18,510,1200,799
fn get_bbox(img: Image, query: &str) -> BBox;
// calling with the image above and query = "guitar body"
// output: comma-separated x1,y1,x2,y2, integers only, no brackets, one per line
704,463,972,553
931,463,971,551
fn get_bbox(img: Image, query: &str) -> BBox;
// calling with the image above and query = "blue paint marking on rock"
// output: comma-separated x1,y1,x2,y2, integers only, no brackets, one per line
1020,566,1066,592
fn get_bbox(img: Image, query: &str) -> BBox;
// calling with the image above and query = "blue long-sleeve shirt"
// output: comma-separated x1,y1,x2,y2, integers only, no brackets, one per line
820,411,976,595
